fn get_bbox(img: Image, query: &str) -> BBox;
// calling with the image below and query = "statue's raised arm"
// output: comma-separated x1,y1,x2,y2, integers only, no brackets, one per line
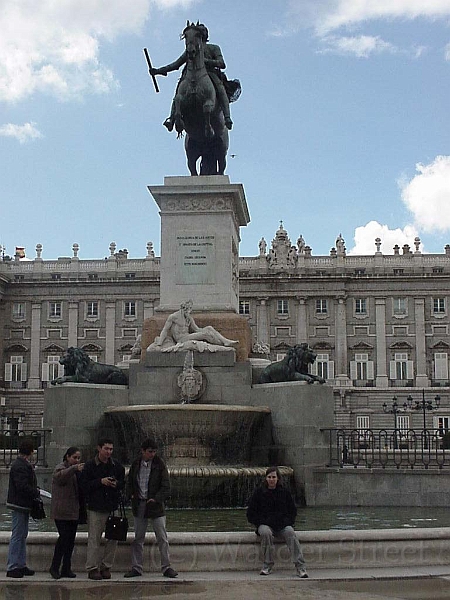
147,21,241,176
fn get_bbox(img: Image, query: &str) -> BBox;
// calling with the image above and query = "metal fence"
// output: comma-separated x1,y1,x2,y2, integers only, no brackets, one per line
0,429,52,468
321,428,450,470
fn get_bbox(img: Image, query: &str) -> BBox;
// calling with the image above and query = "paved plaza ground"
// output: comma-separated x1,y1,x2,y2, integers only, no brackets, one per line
2,567,450,600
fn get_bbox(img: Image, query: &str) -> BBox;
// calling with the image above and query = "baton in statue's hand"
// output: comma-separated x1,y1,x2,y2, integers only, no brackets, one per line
143,48,160,93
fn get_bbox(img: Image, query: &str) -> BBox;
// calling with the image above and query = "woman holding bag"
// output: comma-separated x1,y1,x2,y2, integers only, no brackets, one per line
49,447,85,579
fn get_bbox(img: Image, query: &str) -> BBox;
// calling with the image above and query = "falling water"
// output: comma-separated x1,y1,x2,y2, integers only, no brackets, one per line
100,404,294,507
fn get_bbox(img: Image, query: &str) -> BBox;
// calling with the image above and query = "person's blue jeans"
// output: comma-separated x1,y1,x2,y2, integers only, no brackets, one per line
7,510,30,571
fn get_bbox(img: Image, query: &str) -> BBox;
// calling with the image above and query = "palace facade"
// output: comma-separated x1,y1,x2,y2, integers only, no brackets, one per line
1,224,450,436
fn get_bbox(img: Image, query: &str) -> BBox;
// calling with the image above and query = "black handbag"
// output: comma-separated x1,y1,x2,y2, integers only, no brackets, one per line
105,497,128,542
30,497,46,520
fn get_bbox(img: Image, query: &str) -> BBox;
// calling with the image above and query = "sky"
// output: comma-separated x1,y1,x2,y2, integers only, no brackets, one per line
1,0,450,260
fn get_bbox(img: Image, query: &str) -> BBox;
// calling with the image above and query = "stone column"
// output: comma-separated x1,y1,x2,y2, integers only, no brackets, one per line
375,298,389,387
143,300,155,321
334,296,349,381
68,302,79,348
27,303,42,389
256,298,270,346
105,301,116,365
296,297,307,343
414,297,429,387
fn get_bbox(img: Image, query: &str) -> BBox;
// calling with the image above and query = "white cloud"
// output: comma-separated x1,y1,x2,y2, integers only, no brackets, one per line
0,122,43,144
318,35,397,58
400,156,450,233
0,0,197,103
348,221,420,255
307,0,450,35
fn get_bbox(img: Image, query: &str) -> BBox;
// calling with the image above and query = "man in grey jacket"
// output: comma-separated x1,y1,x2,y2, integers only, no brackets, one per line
124,438,177,578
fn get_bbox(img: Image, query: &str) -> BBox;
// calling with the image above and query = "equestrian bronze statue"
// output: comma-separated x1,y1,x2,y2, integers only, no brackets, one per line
147,22,241,176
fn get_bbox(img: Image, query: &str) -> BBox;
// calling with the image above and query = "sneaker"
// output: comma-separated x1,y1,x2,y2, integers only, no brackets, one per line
21,567,35,576
6,569,23,578
297,568,308,578
49,567,61,579
124,568,142,578
260,567,272,576
100,568,111,579
88,569,103,581
163,567,178,578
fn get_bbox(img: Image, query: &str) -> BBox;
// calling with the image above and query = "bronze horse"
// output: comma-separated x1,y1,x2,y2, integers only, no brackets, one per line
174,24,228,176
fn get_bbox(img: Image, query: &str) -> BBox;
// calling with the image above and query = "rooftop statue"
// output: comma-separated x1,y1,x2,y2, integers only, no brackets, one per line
147,21,241,176
147,300,238,353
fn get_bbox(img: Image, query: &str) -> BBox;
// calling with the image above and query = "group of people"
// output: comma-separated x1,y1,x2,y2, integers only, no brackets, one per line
6,439,307,580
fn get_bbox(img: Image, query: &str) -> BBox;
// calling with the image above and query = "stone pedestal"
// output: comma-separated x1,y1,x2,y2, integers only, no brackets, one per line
148,175,250,313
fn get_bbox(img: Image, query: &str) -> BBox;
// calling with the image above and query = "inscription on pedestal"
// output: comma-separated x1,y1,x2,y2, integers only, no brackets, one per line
176,233,216,284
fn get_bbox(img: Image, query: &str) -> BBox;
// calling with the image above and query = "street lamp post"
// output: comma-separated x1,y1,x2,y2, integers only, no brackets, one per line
383,397,407,449
407,390,440,449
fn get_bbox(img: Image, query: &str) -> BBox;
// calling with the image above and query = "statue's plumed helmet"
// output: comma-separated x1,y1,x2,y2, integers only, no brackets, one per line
183,20,209,42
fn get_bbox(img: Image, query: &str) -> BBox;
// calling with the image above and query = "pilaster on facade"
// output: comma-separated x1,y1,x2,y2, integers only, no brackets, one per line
256,297,269,346
68,301,79,348
27,303,42,390
105,301,116,365
143,299,156,320
375,297,389,387
414,297,429,387
335,296,349,381
296,297,307,344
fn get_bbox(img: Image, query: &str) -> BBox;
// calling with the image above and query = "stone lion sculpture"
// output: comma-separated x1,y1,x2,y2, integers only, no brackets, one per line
51,347,128,386
259,344,326,384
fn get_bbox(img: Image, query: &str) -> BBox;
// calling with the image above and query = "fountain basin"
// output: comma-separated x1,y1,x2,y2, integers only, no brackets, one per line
104,404,272,468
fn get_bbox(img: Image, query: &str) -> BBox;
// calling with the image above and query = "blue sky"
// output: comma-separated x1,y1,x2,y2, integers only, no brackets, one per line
1,0,450,260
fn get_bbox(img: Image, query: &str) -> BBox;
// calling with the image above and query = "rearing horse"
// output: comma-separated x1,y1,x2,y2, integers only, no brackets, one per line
174,24,228,176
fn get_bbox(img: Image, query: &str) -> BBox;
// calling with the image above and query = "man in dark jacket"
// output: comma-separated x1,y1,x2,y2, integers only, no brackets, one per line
247,466,308,578
124,438,178,578
81,438,125,580
6,440,40,578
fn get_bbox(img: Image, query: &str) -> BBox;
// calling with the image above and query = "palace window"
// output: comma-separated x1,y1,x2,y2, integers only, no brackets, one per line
124,301,136,317
315,299,327,314
49,301,62,319
356,415,370,432
42,356,64,382
350,353,374,381
86,301,99,318
433,298,446,314
389,352,413,380
434,353,449,380
355,298,367,314
393,297,407,316
310,353,334,381
12,302,25,319
277,300,289,316
5,356,27,384
239,300,250,315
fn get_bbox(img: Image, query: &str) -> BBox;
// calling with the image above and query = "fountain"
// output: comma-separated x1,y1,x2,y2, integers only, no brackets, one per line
43,176,334,507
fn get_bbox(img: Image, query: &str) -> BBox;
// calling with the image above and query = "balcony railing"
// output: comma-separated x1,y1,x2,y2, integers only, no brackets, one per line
0,429,52,468
321,428,450,470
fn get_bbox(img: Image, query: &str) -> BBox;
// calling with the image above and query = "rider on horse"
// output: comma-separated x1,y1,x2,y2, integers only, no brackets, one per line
150,23,236,132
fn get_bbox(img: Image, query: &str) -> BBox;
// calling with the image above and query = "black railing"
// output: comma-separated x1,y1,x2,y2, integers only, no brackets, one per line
321,428,450,470
0,429,52,468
